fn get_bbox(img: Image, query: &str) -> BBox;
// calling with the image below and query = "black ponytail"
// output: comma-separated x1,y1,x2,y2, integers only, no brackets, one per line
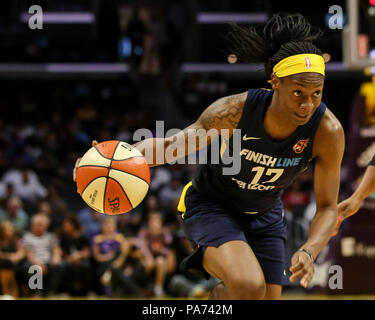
227,12,324,76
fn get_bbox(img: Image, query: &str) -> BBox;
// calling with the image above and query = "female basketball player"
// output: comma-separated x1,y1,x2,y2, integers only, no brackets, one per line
334,155,375,235
74,13,344,299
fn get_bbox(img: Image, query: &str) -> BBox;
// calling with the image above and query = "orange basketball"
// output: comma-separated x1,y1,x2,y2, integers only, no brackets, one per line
75,140,150,215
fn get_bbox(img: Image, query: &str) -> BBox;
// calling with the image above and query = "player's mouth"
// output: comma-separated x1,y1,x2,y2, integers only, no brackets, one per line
294,113,310,121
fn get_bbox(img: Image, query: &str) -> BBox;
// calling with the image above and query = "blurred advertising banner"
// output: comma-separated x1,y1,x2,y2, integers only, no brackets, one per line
309,78,375,294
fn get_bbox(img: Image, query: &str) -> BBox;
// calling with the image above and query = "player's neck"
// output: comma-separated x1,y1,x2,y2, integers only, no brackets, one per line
264,97,298,141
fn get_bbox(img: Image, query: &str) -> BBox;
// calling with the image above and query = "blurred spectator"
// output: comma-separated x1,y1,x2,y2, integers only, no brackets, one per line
45,185,69,217
141,194,160,225
158,173,184,223
1,168,47,206
0,196,29,236
0,221,25,297
138,211,176,297
282,179,311,213
92,217,131,295
0,183,15,208
109,236,154,297
37,200,63,234
22,214,64,295
60,216,93,296
149,167,171,193
116,208,142,238
78,207,104,240
158,173,183,208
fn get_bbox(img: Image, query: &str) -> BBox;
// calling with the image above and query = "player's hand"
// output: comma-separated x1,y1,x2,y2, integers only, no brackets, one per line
73,140,99,183
332,196,361,236
289,250,314,288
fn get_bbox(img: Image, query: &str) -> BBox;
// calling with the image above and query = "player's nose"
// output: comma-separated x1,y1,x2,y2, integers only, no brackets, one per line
300,96,314,111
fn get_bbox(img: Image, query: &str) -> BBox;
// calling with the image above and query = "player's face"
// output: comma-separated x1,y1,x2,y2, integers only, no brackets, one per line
275,73,324,126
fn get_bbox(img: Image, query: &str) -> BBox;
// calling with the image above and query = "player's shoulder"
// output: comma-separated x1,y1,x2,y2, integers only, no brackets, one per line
318,106,344,137
246,88,273,101
221,90,248,105
221,88,271,109
313,105,344,156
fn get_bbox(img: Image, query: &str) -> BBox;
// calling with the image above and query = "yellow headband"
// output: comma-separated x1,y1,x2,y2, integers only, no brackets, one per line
272,53,325,78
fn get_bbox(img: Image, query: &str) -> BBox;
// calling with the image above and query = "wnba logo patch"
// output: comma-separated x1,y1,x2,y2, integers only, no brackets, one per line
293,139,309,154
304,56,312,69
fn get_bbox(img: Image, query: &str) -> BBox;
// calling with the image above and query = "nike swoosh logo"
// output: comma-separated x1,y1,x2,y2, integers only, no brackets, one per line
243,135,261,141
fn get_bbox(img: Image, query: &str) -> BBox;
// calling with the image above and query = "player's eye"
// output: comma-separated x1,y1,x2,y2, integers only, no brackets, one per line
293,90,302,97
313,90,321,97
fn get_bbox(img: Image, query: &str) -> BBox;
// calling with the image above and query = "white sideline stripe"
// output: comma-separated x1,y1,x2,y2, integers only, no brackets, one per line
20,12,95,24
0,63,129,73
197,12,269,24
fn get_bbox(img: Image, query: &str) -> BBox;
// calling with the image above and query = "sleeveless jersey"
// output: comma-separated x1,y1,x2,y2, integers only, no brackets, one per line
192,88,327,215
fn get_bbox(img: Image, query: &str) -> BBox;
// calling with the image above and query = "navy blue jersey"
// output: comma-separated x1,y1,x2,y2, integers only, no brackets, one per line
192,88,326,215
369,155,375,166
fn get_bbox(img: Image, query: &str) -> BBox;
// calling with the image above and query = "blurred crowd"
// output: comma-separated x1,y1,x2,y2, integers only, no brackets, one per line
0,164,220,298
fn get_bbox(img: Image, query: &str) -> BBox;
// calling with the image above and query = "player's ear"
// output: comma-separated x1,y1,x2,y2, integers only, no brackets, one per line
270,73,279,91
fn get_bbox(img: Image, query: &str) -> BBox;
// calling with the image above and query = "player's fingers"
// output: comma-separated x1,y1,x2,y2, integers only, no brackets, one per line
289,269,305,282
339,202,357,219
300,274,312,288
92,140,98,147
289,260,303,273
300,265,314,287
290,262,312,283
338,204,347,216
73,157,81,182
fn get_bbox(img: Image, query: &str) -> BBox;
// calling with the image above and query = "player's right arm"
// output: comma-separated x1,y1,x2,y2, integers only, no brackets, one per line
73,92,247,181
133,91,247,167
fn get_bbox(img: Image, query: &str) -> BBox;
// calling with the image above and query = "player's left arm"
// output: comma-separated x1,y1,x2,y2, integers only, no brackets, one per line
306,110,344,257
289,109,345,287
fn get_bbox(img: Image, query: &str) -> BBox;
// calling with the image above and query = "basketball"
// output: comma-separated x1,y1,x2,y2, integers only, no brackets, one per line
75,140,150,215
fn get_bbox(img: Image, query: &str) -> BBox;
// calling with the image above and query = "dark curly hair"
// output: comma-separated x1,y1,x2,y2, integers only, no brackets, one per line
227,12,324,77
